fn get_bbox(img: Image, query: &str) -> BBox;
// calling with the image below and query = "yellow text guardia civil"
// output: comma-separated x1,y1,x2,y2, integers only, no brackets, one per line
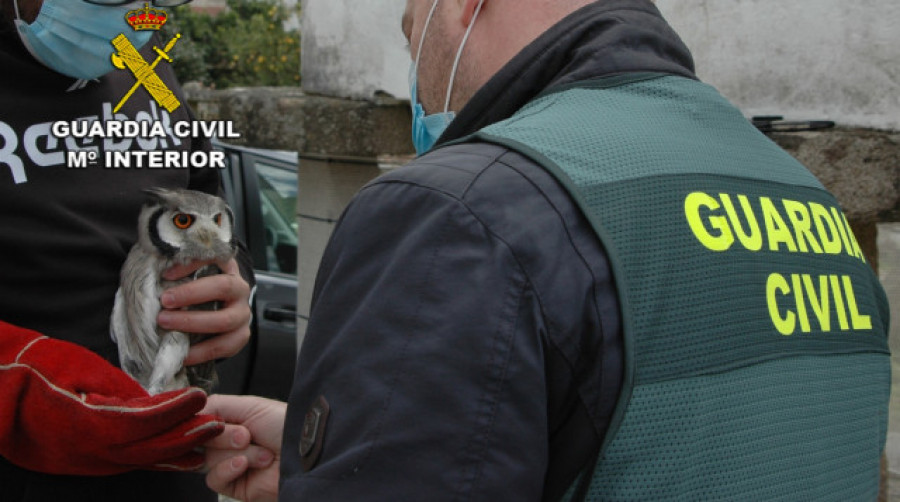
685,191,874,337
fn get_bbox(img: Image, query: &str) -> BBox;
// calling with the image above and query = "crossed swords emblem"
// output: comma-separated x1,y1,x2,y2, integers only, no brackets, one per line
110,33,182,114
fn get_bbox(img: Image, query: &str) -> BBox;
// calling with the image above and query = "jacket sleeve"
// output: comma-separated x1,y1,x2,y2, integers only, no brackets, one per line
279,177,550,500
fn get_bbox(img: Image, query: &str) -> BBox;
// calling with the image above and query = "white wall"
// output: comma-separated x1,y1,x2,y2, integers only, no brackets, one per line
301,1,900,128
301,0,410,100
656,0,900,131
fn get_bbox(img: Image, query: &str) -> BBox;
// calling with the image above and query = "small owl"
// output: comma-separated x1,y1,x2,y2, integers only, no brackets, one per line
111,188,236,395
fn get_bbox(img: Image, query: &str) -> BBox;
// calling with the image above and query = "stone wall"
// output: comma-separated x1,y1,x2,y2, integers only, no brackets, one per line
184,83,412,157
770,129,900,225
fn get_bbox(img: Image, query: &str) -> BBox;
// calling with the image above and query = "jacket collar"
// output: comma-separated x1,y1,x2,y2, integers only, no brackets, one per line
437,0,696,146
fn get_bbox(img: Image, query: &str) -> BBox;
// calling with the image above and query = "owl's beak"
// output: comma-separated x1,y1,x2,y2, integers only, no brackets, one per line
196,228,215,247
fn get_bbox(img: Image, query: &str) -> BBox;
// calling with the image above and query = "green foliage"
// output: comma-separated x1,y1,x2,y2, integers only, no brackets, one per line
161,0,301,88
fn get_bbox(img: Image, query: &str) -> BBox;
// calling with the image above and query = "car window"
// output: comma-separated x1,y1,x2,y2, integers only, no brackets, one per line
254,158,298,276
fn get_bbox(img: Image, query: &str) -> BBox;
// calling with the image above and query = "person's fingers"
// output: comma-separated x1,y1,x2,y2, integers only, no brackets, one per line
199,395,287,451
219,258,241,276
205,457,280,502
204,423,251,451
159,300,249,334
156,258,252,366
162,260,216,282
183,324,249,365
160,272,248,310
201,395,266,425
205,445,274,473
206,454,249,498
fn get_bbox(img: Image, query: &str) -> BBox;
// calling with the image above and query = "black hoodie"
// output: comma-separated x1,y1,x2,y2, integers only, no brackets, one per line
0,15,242,502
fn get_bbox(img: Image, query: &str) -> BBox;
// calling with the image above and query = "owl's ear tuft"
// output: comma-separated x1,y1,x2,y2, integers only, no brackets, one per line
143,187,175,205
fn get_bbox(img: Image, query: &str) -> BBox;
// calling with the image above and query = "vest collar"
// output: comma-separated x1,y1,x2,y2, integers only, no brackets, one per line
437,0,697,147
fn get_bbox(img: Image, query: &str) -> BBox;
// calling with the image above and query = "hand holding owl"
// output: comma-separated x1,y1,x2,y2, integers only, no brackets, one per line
157,257,252,367
111,188,252,395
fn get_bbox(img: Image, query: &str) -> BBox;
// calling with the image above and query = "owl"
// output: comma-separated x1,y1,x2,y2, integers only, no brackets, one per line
110,188,237,395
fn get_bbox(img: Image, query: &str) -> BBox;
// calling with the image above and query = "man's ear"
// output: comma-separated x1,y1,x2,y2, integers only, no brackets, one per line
460,0,487,27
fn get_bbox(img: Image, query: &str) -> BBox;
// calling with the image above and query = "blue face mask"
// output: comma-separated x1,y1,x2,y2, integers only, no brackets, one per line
409,64,455,156
409,0,484,156
14,0,154,81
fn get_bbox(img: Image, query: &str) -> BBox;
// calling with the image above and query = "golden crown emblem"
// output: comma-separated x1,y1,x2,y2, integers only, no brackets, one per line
126,3,168,31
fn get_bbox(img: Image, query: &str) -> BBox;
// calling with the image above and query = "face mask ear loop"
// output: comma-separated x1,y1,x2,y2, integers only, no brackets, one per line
443,0,485,114
414,0,442,79
12,0,22,21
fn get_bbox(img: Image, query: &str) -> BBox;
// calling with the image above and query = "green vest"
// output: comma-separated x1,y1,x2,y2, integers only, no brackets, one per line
474,74,891,501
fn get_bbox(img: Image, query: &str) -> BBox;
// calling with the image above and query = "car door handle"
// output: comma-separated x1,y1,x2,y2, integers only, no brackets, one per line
263,306,297,323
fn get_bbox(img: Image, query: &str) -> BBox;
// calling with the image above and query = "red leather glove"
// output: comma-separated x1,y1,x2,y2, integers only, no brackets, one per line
0,320,224,476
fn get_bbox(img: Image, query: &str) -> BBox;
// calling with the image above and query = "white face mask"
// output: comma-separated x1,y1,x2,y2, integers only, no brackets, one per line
14,0,154,80
408,0,485,155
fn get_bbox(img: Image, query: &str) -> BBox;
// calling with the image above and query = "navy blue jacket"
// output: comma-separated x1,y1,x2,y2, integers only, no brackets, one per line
280,1,696,499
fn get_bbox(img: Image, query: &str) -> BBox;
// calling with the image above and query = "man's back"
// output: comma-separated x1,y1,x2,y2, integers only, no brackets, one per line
480,72,890,500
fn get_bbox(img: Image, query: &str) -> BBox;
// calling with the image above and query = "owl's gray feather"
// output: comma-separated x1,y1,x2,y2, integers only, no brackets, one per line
111,188,236,395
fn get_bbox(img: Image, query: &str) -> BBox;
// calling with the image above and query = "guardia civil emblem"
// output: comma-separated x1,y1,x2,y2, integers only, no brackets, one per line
110,3,181,113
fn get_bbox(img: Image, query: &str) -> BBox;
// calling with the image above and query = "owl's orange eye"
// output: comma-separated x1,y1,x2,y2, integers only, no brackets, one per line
214,213,223,227
173,213,194,229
